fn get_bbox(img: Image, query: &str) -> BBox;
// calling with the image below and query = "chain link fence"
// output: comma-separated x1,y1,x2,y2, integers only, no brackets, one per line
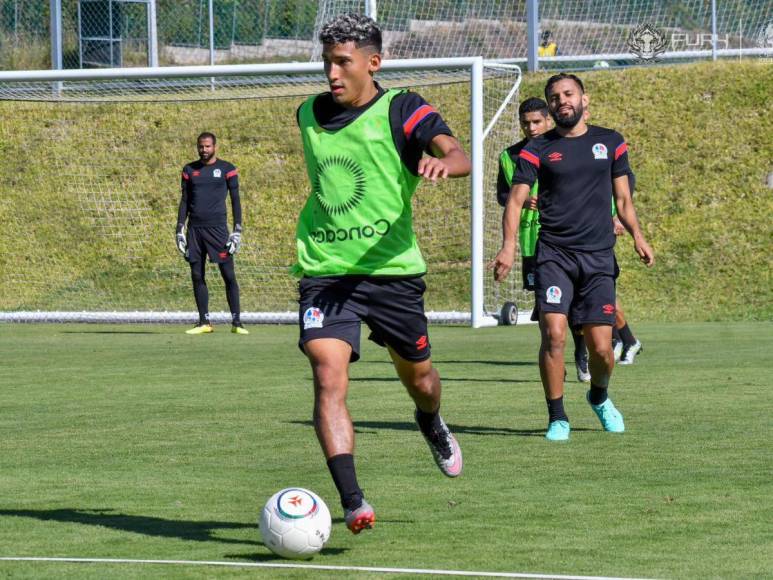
1,0,771,70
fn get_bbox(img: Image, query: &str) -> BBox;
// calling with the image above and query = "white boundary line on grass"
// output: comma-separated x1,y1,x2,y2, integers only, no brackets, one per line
0,557,653,579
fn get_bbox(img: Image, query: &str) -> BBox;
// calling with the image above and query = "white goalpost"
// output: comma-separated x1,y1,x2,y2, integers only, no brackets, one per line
0,58,525,328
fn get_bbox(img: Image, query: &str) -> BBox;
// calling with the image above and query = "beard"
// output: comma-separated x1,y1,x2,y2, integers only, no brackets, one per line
551,102,584,129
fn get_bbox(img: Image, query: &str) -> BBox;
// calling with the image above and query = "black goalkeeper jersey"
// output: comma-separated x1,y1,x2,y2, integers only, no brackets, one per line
513,125,631,251
178,158,242,228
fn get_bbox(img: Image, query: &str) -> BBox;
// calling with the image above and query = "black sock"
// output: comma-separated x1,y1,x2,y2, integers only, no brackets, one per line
191,261,209,324
612,327,622,343
571,331,585,358
546,396,568,423
326,454,363,510
415,406,442,436
219,260,241,324
588,384,608,405
619,323,636,347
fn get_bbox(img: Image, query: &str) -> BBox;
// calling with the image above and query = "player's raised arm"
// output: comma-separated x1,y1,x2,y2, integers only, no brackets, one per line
492,182,530,282
612,174,654,267
419,134,471,181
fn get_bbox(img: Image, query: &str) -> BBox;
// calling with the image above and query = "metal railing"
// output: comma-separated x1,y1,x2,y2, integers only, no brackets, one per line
1,0,771,71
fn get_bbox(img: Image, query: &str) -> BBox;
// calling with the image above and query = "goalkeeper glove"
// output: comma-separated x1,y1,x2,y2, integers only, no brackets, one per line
176,232,187,257
226,226,242,255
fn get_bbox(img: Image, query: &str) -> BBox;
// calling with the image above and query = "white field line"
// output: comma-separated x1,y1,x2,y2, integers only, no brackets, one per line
0,556,655,580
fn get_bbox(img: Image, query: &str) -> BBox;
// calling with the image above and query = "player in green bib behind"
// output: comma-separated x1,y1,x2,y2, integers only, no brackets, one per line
293,13,471,535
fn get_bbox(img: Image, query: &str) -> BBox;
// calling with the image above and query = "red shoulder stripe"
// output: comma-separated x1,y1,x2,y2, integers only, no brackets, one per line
181,171,190,180
519,149,540,168
403,104,437,139
615,142,628,160
225,169,238,179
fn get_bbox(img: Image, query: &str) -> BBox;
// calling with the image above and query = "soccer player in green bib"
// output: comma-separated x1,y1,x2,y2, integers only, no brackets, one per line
294,13,471,534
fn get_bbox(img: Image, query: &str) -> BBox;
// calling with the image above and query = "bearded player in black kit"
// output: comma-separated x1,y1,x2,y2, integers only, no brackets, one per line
176,132,248,335
492,74,654,441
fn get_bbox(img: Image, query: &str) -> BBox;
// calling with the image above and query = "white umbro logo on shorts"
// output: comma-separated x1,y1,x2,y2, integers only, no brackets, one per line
546,286,562,304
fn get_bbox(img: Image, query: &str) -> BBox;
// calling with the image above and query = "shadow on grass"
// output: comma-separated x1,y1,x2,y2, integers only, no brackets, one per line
359,359,538,367
60,330,159,335
349,377,535,384
225,545,350,562
0,508,260,545
289,420,593,437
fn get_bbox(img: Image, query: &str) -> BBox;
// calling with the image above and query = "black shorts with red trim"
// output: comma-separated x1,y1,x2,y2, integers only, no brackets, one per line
187,225,231,264
298,275,430,363
534,239,618,327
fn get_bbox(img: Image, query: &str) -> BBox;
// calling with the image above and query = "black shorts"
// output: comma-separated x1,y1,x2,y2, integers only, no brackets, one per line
187,225,231,264
534,239,619,327
298,276,430,363
521,256,536,291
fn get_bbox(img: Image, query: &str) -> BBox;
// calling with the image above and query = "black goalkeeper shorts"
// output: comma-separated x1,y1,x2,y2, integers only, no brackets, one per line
187,225,231,264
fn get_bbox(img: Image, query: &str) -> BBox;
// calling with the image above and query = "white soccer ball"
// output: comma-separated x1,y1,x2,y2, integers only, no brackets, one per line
593,60,611,69
259,488,332,559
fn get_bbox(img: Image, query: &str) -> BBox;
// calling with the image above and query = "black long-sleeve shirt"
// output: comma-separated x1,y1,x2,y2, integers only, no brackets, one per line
177,158,241,230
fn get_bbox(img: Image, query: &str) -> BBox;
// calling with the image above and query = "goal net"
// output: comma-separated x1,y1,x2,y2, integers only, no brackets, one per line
0,59,526,326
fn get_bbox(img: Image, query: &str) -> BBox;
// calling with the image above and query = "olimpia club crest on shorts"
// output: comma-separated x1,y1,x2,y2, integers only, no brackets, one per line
303,307,324,329
546,286,562,304
313,155,367,216
592,143,608,160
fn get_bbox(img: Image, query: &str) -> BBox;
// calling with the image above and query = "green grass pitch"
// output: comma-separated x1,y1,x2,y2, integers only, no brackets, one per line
0,322,770,579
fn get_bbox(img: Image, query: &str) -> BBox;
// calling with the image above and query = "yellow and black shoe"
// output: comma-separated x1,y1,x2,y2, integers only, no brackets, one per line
185,324,214,335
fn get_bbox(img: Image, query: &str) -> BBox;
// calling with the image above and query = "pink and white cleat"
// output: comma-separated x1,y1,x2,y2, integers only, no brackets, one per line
415,411,463,478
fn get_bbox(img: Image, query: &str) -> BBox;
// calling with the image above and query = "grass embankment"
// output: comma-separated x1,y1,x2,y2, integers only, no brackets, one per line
0,61,770,319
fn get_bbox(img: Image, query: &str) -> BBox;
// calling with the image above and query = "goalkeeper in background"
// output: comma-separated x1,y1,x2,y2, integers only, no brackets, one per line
294,13,469,535
176,132,248,335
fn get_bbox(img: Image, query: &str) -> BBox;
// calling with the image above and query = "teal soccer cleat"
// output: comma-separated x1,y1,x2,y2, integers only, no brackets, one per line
545,420,570,441
587,393,625,433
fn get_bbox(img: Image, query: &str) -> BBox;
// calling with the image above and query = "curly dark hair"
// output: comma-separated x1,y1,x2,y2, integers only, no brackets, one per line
319,13,382,52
